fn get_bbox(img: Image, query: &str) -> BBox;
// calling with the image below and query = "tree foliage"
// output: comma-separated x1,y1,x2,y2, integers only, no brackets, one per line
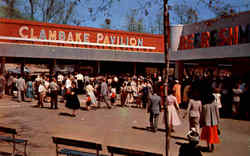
200,0,236,16
171,3,198,24
0,0,25,19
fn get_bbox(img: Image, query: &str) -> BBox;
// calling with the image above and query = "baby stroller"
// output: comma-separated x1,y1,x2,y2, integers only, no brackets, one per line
186,128,200,145
178,128,202,156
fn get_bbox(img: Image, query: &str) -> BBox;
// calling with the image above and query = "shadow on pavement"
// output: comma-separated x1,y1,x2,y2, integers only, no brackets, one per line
175,142,203,156
176,142,209,153
171,136,189,141
80,106,98,111
0,151,22,156
132,126,166,132
31,105,52,109
132,126,150,132
59,112,74,117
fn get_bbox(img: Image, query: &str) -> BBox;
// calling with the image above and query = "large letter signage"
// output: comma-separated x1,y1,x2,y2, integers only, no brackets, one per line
178,24,250,50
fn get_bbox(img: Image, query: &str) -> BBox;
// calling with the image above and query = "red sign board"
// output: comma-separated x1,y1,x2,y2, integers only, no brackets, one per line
0,18,164,53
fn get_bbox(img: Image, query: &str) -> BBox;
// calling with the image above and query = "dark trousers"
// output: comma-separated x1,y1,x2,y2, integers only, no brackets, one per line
142,96,148,108
77,80,83,94
98,95,111,108
150,113,159,131
6,85,12,95
50,91,58,109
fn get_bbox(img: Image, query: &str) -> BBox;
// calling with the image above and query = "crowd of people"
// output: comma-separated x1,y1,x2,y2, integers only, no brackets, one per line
0,70,250,153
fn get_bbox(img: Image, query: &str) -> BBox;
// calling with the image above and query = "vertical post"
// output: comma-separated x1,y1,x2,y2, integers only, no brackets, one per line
50,59,57,74
96,148,99,156
0,57,6,74
97,61,101,74
163,0,170,156
175,61,184,80
21,62,25,76
133,62,137,75
56,143,59,156
75,62,81,73
12,134,16,155
24,141,27,156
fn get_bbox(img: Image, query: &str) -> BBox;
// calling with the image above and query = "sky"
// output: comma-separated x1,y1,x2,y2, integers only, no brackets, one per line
1,0,249,33
77,0,250,29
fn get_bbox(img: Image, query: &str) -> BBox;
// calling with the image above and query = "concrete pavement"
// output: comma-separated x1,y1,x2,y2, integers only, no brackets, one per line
0,95,249,156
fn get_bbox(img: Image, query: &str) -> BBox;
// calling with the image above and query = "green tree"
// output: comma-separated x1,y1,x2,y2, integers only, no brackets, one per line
0,0,25,19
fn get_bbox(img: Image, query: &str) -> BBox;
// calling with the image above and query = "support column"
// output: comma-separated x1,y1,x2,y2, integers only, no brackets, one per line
49,59,57,75
133,63,137,75
174,61,184,80
0,57,6,98
20,62,25,76
74,62,80,73
97,61,101,74
0,57,6,74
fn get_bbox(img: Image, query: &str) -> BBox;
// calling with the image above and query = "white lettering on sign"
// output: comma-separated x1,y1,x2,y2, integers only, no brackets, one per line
16,26,154,49
58,31,65,41
67,32,74,42
75,32,82,42
19,26,29,38
97,33,104,43
39,29,47,40
84,33,89,42
30,28,37,39
49,30,57,40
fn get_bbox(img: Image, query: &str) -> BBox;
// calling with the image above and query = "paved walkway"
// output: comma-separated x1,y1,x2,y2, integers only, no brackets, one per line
0,95,249,156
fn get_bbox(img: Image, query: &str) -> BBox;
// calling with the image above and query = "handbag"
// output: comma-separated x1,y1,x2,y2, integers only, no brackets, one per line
217,127,221,136
86,96,91,106
66,88,71,95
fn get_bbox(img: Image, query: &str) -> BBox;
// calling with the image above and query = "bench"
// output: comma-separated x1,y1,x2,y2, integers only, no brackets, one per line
107,146,163,156
0,126,28,156
52,136,106,156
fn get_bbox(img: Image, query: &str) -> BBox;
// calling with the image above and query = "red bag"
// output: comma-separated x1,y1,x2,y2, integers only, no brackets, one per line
86,96,91,106
111,92,116,98
66,88,71,95
87,96,91,102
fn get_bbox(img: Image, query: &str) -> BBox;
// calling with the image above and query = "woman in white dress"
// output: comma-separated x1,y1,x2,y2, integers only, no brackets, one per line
164,89,181,132
85,81,97,110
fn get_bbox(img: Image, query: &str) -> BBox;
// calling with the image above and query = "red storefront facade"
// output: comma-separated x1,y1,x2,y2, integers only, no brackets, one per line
0,18,165,74
170,11,250,80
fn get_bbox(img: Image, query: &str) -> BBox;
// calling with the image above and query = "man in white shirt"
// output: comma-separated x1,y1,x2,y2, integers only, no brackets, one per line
38,82,46,108
65,76,72,89
76,72,84,93
16,75,26,102
44,77,50,102
57,73,64,85
35,75,41,82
